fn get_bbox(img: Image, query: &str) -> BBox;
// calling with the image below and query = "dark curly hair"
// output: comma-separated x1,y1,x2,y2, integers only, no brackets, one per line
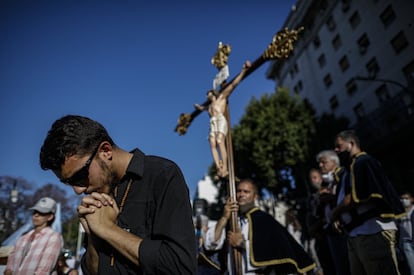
206,89,219,97
39,115,114,171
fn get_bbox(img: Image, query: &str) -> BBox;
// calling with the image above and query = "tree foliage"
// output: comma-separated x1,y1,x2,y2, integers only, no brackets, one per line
0,176,34,242
62,215,81,253
231,87,316,193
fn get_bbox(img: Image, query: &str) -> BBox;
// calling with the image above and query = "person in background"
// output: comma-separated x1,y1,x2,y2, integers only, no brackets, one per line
331,129,405,275
204,178,315,274
56,252,78,275
286,207,303,246
398,192,414,275
316,150,350,275
306,168,336,275
4,197,63,275
194,214,222,275
39,115,196,275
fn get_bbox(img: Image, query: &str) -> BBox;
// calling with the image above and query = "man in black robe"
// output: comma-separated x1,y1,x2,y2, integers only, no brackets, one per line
331,130,405,275
204,178,315,274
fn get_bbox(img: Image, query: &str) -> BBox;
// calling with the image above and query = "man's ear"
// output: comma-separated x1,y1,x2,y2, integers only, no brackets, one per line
100,141,113,160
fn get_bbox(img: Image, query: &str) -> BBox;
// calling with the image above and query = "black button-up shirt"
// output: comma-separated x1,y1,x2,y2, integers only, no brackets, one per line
82,148,196,274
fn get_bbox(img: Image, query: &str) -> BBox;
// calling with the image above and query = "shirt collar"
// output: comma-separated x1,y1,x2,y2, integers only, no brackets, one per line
123,148,145,180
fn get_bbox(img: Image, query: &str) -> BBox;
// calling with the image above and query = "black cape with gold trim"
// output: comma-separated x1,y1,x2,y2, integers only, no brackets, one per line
350,152,405,220
246,208,315,274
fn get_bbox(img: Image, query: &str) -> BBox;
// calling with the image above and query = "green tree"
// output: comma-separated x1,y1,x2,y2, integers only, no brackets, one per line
62,215,81,254
0,176,34,242
231,87,316,195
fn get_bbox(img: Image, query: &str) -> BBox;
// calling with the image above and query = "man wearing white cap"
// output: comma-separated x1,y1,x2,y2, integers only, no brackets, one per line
4,197,63,275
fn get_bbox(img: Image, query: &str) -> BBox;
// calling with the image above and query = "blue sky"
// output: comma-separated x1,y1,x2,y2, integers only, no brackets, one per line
0,0,296,199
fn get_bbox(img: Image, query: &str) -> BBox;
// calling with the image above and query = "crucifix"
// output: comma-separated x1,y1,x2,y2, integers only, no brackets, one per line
175,27,303,274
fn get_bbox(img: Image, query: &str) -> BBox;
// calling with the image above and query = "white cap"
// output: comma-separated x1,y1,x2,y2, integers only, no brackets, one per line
29,197,57,214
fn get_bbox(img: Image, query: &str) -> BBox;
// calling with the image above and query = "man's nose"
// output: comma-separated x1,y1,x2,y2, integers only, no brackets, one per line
72,186,86,195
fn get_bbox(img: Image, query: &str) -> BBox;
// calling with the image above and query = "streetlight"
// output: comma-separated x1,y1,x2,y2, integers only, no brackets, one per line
352,75,409,91
10,181,18,204
7,180,19,231
352,75,413,115
0,179,20,240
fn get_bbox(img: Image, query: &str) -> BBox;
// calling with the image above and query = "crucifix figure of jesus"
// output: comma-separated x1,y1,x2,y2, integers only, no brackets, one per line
194,60,251,178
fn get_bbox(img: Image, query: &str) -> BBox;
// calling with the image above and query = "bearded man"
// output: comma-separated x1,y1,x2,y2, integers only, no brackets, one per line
204,179,315,274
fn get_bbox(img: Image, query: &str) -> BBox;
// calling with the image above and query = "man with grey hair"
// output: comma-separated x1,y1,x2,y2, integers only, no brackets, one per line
316,150,350,275
316,150,340,193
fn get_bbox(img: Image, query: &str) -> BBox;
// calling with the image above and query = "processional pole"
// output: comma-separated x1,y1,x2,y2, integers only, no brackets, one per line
223,103,244,274
174,27,303,275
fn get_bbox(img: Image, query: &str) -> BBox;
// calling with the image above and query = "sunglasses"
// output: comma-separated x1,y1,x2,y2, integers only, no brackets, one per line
32,210,51,216
60,145,100,187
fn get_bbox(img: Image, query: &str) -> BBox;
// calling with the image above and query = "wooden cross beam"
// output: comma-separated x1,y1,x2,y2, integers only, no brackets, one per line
174,27,304,135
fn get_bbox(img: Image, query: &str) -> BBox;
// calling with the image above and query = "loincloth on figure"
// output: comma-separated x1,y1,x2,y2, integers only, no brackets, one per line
209,114,228,139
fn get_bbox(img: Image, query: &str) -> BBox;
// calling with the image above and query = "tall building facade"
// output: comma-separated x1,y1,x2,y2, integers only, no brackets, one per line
267,0,414,191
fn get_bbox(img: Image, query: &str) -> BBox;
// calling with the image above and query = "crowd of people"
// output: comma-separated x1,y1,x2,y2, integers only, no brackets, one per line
194,130,414,275
2,114,413,275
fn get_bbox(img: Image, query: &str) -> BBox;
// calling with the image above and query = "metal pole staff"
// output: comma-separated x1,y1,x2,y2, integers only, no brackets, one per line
223,103,244,274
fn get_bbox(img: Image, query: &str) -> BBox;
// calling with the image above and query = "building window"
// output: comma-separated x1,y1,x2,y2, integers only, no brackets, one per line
326,16,336,31
339,55,350,72
324,74,333,88
330,95,339,110
318,54,326,68
391,31,409,54
380,5,396,27
349,11,361,30
357,33,370,55
402,61,414,110
313,35,321,49
289,63,300,80
375,84,391,103
353,102,365,121
403,59,414,81
346,78,357,95
332,34,342,51
293,63,299,74
293,80,303,94
342,0,351,12
366,57,380,77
